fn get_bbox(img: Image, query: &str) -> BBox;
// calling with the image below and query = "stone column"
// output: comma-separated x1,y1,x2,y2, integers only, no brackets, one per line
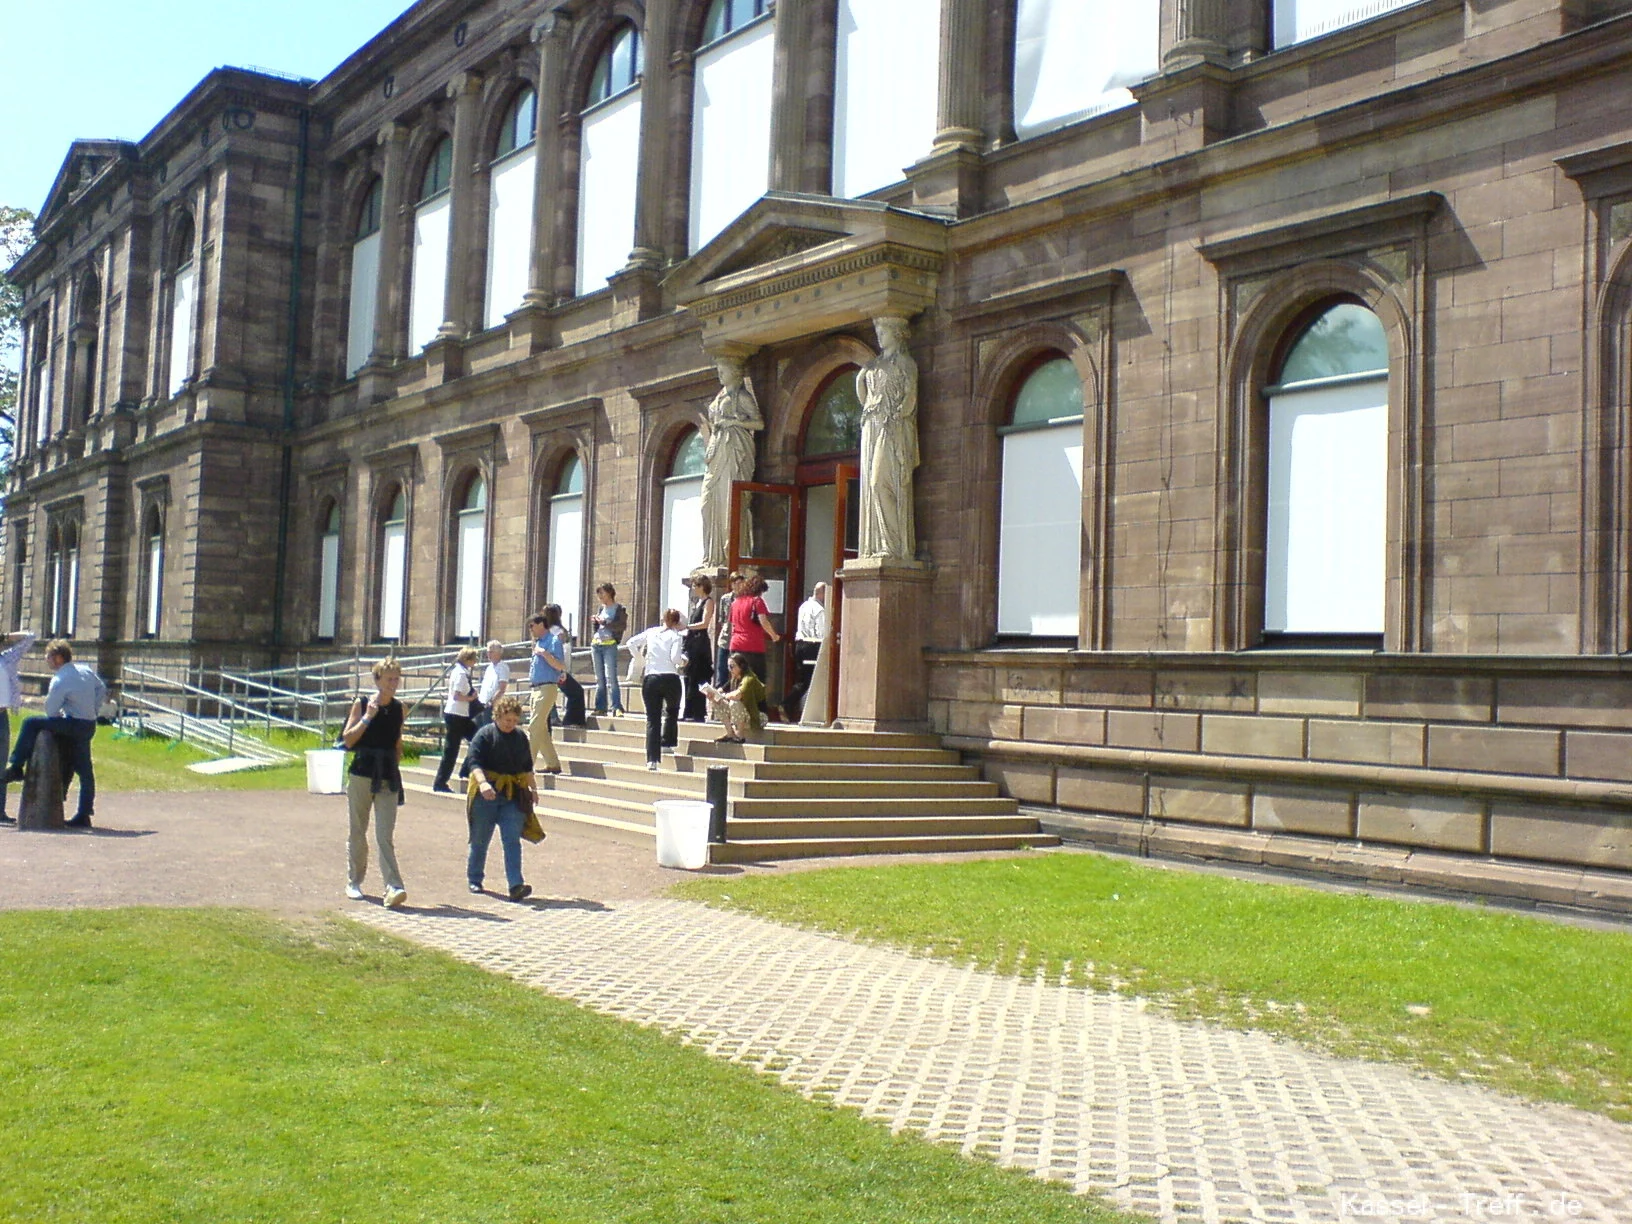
797,0,837,194
359,122,409,401
438,70,483,340
628,0,675,271
1164,0,1228,66
932,0,985,153
835,556,934,733
524,11,572,310
768,0,810,192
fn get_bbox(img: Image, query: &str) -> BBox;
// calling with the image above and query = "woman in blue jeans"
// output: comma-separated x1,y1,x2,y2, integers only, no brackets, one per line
589,583,627,716
464,693,537,902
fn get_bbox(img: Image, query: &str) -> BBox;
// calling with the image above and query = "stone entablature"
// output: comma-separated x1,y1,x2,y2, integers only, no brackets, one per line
931,650,1632,878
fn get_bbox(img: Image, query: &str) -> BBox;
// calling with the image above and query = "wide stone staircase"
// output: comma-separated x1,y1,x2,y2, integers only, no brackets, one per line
400,710,1058,863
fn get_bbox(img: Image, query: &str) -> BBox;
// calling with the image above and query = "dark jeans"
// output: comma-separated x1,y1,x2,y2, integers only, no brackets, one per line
682,634,713,721
10,716,96,819
435,713,476,789
558,673,587,728
0,710,9,817
641,673,682,764
715,645,731,688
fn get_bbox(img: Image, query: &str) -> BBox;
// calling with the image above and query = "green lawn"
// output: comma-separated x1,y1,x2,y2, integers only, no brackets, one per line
86,725,422,793
0,909,1132,1224
675,853,1632,1121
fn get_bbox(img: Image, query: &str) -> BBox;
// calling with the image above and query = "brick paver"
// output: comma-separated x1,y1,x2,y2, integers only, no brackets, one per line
362,897,1632,1224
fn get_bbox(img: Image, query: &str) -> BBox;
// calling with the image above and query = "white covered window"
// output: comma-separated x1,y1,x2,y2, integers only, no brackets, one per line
578,24,644,296
997,359,1084,637
378,488,408,641
143,507,164,639
1273,0,1420,49
62,522,79,637
1264,302,1388,636
486,88,537,328
30,319,52,446
346,179,383,377
690,0,773,252
660,430,705,616
45,526,63,636
408,137,453,353
547,456,585,638
453,475,487,641
168,215,197,398
318,501,341,640
1013,0,1158,139
833,0,941,198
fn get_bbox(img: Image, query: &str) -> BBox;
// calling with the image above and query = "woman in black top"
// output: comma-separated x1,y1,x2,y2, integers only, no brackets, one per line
340,658,407,908
682,575,715,721
464,693,537,901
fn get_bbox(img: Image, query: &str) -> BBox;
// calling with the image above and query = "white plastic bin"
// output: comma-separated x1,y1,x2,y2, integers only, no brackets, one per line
305,748,347,795
654,799,712,870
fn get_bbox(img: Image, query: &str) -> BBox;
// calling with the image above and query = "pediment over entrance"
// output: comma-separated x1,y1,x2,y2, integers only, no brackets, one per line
668,193,950,354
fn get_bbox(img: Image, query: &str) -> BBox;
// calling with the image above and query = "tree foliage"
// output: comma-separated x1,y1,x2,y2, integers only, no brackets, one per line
0,205,37,475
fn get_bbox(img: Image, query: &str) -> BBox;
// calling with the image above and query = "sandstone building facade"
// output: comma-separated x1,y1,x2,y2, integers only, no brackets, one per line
11,0,1632,888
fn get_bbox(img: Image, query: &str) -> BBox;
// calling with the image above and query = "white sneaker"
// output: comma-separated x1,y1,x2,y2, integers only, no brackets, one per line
383,887,408,909
646,761,659,771
345,883,365,901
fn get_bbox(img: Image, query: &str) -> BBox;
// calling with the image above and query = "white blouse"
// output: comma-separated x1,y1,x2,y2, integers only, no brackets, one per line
627,626,687,676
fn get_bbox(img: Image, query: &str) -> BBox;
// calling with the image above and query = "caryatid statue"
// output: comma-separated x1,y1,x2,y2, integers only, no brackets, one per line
699,355,763,568
856,316,920,561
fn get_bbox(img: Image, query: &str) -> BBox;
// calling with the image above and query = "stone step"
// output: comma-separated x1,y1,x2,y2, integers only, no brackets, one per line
563,726,964,766
725,814,1040,840
711,832,1061,863
729,796,1018,818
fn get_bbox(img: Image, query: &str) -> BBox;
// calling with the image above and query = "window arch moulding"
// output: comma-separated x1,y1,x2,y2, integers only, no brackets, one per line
1199,192,1441,654
523,398,602,622
1559,141,1632,654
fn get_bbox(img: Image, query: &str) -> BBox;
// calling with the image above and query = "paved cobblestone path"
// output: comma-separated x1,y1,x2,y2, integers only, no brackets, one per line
362,897,1632,1224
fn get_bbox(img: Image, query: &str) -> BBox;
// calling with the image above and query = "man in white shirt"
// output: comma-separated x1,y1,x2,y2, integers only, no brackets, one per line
460,641,512,780
4,638,105,827
787,583,827,721
0,629,37,825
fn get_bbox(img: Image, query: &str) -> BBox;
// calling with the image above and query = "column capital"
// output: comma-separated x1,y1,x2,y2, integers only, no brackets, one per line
531,9,572,43
376,121,410,148
446,70,485,100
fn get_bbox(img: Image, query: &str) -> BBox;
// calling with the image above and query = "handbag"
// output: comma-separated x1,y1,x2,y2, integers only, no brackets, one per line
625,643,646,683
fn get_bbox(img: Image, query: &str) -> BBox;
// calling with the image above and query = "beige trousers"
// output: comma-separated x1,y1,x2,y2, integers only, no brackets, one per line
527,685,562,771
346,772,403,893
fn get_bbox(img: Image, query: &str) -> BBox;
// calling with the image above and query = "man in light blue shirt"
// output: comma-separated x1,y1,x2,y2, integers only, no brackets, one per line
0,629,36,825
5,639,105,827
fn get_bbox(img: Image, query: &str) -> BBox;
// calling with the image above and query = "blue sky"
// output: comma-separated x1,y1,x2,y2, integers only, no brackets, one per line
1,0,416,215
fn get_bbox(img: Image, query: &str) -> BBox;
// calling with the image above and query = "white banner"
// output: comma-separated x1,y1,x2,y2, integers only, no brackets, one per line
346,231,380,377
690,18,774,252
485,147,536,327
833,0,940,198
577,89,642,295
997,423,1084,636
408,194,451,353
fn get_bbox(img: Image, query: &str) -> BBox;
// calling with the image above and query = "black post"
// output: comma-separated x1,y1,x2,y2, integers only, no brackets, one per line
706,765,728,844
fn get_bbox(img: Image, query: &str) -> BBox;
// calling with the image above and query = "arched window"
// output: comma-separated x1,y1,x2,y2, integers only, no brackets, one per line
61,521,79,637
409,137,454,353
660,430,706,614
547,457,585,638
1264,302,1388,637
168,213,197,398
1273,0,1419,49
1013,0,1158,138
44,524,63,636
142,506,165,639
378,487,409,641
347,178,383,377
317,501,342,640
833,0,939,198
802,370,863,458
690,0,773,252
452,474,487,641
74,273,101,427
997,358,1084,637
486,88,538,329
578,23,644,295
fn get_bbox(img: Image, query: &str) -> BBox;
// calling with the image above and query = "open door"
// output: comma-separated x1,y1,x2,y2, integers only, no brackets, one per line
728,480,800,712
819,463,858,726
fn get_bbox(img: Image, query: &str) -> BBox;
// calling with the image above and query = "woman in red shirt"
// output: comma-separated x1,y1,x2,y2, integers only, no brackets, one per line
728,575,781,683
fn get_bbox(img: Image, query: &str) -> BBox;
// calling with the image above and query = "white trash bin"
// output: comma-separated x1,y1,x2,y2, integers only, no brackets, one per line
305,748,347,795
654,799,712,869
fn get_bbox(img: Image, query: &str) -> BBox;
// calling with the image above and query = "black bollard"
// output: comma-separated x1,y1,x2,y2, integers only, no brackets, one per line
706,765,728,844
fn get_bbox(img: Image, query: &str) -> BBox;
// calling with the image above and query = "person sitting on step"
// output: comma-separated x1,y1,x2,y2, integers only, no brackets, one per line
4,638,103,828
701,652,766,744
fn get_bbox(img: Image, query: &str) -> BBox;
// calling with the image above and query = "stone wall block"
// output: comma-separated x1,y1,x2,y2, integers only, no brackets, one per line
1149,776,1251,827
928,664,994,703
947,701,1024,740
1056,766,1146,814
1106,710,1202,752
1426,724,1562,775
1307,719,1426,767
1154,670,1255,711
1496,676,1632,729
1489,804,1632,872
1200,713,1305,759
1022,706,1107,746
1062,667,1153,709
1357,793,1486,853
1564,730,1632,782
984,760,1056,805
997,666,1065,705
1252,785,1355,838
1364,674,1494,721
1257,672,1362,716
